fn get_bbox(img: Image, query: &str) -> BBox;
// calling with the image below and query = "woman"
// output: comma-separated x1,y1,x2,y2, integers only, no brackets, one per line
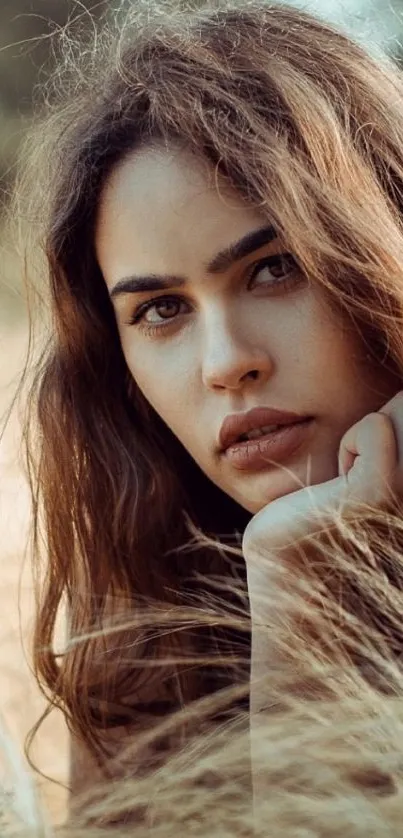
16,0,403,819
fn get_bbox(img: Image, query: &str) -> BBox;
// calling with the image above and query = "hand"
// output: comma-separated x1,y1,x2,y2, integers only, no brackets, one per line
243,391,403,568
244,391,403,706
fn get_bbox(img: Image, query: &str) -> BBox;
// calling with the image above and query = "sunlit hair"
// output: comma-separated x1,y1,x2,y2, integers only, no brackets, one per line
13,0,403,779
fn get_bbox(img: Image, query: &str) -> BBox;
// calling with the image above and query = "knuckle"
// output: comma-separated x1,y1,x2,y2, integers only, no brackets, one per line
363,411,394,439
366,411,390,427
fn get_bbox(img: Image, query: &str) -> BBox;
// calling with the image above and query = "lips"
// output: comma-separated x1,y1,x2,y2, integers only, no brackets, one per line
218,407,312,453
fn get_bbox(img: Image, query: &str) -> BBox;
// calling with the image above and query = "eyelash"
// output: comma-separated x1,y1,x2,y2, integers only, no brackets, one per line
126,253,302,335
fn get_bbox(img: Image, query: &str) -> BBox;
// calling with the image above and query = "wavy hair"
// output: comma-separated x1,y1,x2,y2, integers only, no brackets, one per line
15,0,403,772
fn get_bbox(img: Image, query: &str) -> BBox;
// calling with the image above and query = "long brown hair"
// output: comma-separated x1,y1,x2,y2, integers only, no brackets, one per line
16,0,403,768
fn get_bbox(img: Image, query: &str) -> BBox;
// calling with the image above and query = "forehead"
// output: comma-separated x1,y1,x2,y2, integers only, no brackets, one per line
98,142,242,219
95,143,268,285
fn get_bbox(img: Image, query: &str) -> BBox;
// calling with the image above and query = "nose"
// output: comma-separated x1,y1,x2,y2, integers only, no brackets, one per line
201,318,274,391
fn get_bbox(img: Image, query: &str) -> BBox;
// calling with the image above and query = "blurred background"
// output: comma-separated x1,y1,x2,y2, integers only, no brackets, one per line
1,0,403,826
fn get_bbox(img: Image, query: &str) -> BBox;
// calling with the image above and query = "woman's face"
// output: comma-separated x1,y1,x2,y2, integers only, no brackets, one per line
95,144,399,514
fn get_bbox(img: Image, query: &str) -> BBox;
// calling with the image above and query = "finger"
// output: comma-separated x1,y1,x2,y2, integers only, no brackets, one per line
338,412,397,505
378,390,403,469
243,473,347,559
245,415,397,563
375,389,403,417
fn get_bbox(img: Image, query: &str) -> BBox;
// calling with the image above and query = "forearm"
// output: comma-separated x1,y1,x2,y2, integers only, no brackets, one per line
246,542,323,813
249,619,284,812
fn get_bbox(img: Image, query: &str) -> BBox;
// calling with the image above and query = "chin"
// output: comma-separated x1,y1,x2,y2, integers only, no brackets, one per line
235,463,319,515
235,485,292,516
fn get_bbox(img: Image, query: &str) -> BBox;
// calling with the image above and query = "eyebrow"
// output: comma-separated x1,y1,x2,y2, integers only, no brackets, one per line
109,224,277,299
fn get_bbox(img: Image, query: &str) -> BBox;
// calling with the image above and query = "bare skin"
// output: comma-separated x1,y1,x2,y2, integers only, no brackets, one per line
96,143,400,515
94,142,402,808
244,391,403,812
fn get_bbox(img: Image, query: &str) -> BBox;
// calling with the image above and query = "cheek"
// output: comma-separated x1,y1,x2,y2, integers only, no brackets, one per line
124,345,197,438
297,298,359,378
272,305,344,386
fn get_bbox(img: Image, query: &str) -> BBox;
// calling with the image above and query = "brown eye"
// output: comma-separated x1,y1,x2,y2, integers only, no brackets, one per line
267,253,297,278
250,253,302,289
128,295,190,328
144,299,182,323
250,253,298,286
